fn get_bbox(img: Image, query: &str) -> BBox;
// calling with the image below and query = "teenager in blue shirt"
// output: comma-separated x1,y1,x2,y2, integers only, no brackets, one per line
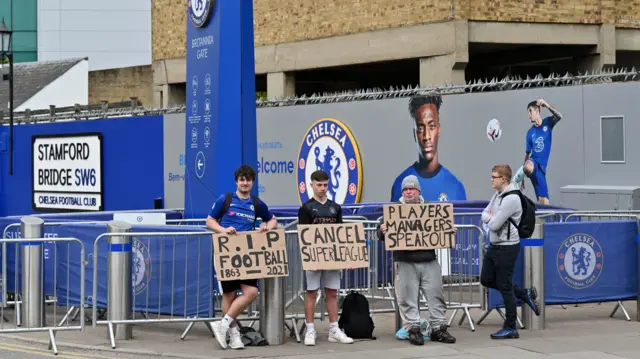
391,95,467,202
206,165,278,350
511,99,562,205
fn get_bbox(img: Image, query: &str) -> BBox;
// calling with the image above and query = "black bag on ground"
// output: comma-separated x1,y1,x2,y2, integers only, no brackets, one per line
338,291,376,339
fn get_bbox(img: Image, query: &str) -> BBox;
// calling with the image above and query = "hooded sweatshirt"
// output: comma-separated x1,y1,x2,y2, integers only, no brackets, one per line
376,195,437,262
481,182,522,245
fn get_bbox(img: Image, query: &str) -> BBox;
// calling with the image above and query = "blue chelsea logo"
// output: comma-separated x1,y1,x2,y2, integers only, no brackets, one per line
557,233,603,290
297,118,363,205
188,0,213,28
132,238,151,295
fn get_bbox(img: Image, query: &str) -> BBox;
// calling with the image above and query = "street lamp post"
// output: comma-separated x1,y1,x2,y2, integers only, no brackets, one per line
1,17,13,175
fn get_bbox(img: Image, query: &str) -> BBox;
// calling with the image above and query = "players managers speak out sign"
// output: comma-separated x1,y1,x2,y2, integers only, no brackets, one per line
32,133,104,211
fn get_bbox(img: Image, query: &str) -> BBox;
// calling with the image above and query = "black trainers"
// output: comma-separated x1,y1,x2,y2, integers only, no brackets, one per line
522,287,541,316
490,328,519,339
408,326,424,346
430,325,456,344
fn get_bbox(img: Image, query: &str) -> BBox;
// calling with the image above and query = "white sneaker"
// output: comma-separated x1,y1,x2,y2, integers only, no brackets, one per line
304,329,317,346
229,327,244,349
212,320,229,349
328,328,354,344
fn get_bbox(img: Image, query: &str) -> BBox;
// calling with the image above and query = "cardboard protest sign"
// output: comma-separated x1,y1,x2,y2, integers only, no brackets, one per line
383,203,456,251
213,228,288,280
297,222,369,271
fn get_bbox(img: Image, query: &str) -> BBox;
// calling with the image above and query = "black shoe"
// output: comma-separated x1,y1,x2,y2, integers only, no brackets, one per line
408,326,424,346
522,287,541,316
430,325,456,344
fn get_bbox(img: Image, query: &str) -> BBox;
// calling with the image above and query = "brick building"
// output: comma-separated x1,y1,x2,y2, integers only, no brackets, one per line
148,0,640,107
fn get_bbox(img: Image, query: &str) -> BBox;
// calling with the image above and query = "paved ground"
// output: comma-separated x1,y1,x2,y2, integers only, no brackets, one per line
1,301,639,358
0,336,158,359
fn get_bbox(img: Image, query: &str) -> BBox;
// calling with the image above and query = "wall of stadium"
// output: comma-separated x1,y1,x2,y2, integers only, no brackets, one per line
169,81,640,209
0,82,637,217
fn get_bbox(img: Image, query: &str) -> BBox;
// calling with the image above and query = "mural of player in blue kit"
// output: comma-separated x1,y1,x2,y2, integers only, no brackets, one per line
511,98,563,205
390,94,467,202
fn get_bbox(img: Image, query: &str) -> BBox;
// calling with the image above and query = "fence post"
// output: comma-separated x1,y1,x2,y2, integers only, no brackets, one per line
20,216,45,328
259,277,285,345
107,221,133,340
522,218,545,330
393,262,402,332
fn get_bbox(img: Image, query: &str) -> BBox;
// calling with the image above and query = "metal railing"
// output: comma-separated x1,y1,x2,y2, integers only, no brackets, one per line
0,209,638,352
563,213,640,222
91,230,225,348
279,223,485,341
0,233,86,355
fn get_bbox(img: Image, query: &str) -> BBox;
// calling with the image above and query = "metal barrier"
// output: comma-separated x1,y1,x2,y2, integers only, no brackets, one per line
279,223,485,341
2,219,109,316
568,213,640,321
0,216,86,355
91,227,225,349
2,210,637,350
564,213,640,223
166,216,369,228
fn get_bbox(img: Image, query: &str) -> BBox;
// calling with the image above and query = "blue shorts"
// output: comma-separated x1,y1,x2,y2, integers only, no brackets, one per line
527,159,549,199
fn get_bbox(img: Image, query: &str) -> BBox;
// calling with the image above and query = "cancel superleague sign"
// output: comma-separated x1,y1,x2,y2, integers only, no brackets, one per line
32,133,104,212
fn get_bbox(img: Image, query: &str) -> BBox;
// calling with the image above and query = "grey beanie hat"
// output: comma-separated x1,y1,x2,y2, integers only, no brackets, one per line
401,175,421,193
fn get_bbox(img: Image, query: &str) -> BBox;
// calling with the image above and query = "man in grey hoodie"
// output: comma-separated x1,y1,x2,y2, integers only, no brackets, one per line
377,175,456,346
481,164,540,340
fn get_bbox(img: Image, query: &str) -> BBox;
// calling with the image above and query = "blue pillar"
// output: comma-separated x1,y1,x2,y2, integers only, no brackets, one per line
184,0,258,219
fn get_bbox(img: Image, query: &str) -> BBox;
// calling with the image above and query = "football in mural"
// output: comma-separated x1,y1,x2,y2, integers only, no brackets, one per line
486,118,502,142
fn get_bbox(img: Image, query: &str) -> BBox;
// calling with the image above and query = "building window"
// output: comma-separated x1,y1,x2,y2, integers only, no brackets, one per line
0,0,38,64
600,116,625,163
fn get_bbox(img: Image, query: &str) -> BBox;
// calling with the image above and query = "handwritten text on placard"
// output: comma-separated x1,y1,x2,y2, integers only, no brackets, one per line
383,203,456,251
297,222,369,271
213,229,288,280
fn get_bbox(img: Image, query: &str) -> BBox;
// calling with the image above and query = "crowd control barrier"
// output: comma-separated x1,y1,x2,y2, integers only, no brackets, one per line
0,210,182,307
0,217,87,355
279,223,486,340
87,223,216,348
0,208,638,353
477,215,639,327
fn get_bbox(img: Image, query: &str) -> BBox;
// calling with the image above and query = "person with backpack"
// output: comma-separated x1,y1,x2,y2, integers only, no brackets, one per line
298,170,354,346
377,175,457,346
480,164,540,340
206,165,278,350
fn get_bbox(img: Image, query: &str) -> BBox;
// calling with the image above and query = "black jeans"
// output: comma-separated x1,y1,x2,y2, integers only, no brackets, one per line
480,242,525,330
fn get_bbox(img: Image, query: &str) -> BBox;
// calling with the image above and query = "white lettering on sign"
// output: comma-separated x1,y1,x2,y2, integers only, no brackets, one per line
32,134,103,211
305,122,347,147
191,36,214,49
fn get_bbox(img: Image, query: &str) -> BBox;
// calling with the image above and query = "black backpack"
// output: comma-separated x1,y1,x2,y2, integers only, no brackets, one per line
501,190,536,239
338,291,376,339
218,192,261,229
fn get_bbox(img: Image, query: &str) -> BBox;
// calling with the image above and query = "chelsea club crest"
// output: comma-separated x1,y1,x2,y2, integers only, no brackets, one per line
188,0,213,28
556,233,603,290
297,118,363,205
132,238,151,295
